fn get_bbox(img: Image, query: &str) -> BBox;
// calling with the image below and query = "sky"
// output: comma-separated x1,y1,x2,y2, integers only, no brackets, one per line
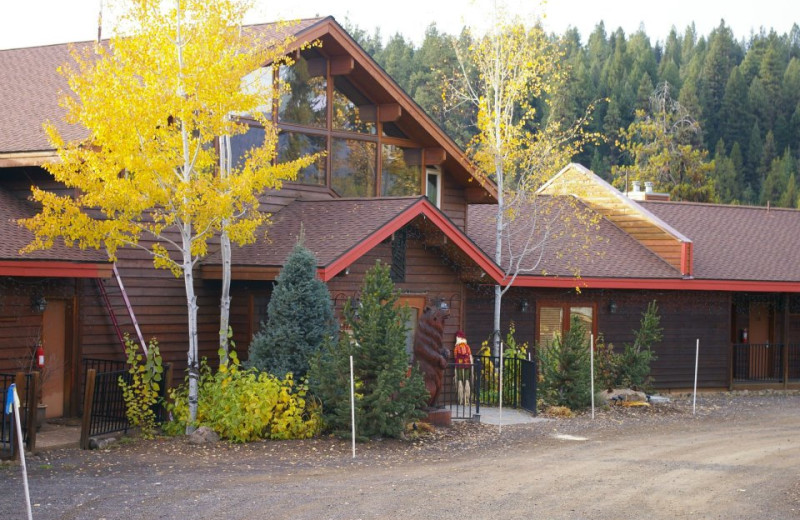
1,0,798,50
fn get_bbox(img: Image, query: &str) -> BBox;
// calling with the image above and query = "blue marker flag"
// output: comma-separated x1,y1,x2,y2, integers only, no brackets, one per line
5,383,15,414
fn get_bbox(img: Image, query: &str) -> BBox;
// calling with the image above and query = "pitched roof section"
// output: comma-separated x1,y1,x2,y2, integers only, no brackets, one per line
202,197,503,283
0,17,496,202
539,163,693,275
467,199,680,281
642,201,800,282
0,42,92,157
0,18,325,159
0,187,110,277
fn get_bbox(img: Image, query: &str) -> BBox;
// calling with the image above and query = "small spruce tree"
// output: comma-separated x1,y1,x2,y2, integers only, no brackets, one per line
538,316,591,410
309,261,428,439
247,240,336,378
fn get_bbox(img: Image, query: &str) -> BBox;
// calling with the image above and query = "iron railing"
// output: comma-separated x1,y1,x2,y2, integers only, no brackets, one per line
437,355,537,420
1,372,37,459
80,358,170,448
732,343,800,383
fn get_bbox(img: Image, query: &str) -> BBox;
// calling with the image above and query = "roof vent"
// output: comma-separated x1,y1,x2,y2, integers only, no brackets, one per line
632,180,641,193
644,181,654,194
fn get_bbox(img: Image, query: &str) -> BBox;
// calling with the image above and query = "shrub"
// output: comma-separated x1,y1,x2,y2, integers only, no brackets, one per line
119,335,163,439
538,316,591,410
593,301,662,392
166,350,321,442
616,301,661,391
247,241,337,379
309,261,428,440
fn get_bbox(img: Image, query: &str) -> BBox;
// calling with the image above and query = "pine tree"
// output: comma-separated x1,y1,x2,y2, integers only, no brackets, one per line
248,240,337,378
538,315,591,410
309,261,428,439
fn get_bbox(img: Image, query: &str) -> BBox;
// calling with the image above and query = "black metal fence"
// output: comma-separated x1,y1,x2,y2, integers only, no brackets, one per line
437,355,537,420
732,343,800,383
1,372,37,459
80,358,170,449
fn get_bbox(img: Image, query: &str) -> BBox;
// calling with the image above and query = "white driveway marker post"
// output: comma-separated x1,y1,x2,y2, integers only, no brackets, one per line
350,355,356,458
590,334,595,420
693,339,699,415
6,384,32,520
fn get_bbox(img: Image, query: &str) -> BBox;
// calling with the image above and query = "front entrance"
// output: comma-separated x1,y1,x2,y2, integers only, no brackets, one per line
41,300,67,418
748,302,774,380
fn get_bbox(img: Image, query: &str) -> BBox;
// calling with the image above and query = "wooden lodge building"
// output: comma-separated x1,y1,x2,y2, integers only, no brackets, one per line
1,17,799,419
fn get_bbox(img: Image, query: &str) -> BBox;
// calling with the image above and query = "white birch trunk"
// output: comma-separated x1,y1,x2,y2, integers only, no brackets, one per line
218,134,232,365
174,0,200,431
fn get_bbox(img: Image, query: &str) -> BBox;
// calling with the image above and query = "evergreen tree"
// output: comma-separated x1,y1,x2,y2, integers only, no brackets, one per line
248,240,337,378
538,315,591,410
309,261,428,439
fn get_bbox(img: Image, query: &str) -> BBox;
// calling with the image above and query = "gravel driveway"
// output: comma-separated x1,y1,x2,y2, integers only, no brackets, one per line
2,392,799,519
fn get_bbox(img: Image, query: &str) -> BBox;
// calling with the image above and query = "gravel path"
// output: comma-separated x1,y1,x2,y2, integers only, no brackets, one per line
2,392,799,519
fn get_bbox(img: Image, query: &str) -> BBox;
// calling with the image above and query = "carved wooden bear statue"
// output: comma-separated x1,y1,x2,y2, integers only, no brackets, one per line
411,304,450,406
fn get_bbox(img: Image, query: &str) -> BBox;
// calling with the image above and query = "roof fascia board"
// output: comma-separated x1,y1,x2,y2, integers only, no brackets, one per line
0,260,112,278
510,275,800,293
0,151,58,167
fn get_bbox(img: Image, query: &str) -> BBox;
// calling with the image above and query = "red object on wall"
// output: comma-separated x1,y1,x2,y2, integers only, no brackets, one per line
36,343,45,369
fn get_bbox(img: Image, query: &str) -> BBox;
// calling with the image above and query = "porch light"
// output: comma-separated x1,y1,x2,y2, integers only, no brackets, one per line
608,300,617,314
520,299,529,313
32,295,47,313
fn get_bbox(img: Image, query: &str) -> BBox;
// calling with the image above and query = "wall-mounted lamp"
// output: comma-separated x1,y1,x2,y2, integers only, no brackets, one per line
438,300,450,312
608,300,618,314
520,299,530,313
32,295,47,313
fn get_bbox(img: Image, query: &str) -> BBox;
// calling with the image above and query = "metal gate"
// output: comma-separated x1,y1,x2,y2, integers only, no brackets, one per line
438,356,537,420
520,359,537,413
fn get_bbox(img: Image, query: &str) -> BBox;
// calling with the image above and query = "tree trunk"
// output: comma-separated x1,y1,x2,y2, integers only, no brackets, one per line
218,134,232,365
182,229,200,433
219,224,231,365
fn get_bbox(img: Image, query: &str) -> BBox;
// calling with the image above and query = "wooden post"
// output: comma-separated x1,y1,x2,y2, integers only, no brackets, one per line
26,373,38,453
80,369,96,450
783,294,789,389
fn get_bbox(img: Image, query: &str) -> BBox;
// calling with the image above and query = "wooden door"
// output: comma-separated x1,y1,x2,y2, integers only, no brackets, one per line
41,300,66,418
398,296,427,359
748,302,773,379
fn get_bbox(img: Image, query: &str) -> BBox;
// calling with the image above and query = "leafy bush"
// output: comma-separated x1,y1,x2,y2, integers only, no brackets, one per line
593,301,662,392
119,335,163,439
309,261,428,440
247,241,337,379
538,316,591,410
166,350,321,442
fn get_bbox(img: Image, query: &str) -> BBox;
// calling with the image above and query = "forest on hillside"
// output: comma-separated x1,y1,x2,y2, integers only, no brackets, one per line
348,21,800,207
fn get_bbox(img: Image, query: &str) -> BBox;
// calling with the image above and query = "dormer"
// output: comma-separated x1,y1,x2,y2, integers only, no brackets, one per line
539,163,693,276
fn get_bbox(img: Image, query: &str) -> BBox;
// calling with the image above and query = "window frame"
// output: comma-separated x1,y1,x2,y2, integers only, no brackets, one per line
535,301,598,346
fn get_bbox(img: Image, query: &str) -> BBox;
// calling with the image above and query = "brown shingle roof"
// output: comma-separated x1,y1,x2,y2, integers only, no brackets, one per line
224,197,424,268
0,18,326,154
641,201,800,282
467,199,680,279
0,186,107,263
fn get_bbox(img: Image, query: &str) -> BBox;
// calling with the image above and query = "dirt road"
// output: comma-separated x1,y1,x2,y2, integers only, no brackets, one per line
2,393,799,519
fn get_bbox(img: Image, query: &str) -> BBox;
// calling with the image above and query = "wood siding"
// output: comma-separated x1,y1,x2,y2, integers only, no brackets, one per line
466,286,733,389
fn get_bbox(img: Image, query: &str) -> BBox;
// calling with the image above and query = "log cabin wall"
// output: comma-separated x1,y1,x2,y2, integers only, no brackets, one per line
466,286,732,390
326,230,466,351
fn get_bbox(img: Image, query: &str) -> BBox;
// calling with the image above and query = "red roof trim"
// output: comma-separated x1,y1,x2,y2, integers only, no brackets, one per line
0,260,112,278
319,198,505,283
511,275,800,293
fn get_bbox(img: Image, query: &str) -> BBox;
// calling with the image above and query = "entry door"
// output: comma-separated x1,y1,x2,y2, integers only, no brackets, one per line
398,296,427,359
41,300,67,418
748,302,773,379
